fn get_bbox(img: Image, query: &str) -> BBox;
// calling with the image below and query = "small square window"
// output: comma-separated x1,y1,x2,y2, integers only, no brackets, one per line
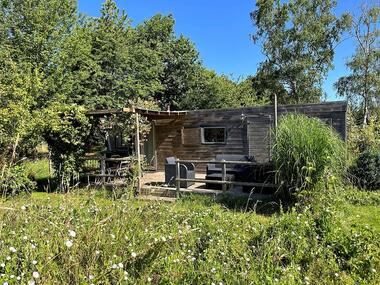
201,127,226,144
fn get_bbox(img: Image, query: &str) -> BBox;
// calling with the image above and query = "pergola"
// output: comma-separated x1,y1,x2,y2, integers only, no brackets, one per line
86,107,188,191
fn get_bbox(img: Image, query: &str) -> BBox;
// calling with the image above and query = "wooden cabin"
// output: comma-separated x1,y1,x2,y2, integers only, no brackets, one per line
139,101,347,171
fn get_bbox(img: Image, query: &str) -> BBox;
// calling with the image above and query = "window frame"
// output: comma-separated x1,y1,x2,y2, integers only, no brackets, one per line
201,126,227,145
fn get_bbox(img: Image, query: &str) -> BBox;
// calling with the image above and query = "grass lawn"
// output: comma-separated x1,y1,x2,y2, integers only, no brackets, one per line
0,188,379,284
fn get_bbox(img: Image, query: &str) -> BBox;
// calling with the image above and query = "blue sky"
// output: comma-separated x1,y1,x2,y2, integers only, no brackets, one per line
78,0,360,101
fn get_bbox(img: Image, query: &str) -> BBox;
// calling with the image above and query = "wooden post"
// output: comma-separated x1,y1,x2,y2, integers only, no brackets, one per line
100,155,106,185
135,112,142,193
175,160,180,198
274,94,278,185
221,160,227,192
274,93,278,138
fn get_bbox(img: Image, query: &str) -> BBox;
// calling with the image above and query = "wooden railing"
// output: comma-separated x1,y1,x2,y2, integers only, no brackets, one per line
174,159,277,198
83,156,134,185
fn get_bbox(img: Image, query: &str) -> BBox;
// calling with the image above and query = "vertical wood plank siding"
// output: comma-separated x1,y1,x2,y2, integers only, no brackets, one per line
154,101,347,170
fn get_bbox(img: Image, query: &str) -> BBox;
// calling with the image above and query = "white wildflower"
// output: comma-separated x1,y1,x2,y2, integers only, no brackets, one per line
65,240,73,248
69,230,76,238
131,252,137,258
21,205,26,211
0,263,4,268
89,274,94,280
28,280,35,285
118,263,123,268
6,256,11,261
32,260,37,265
148,277,152,282
9,247,16,253
32,271,40,279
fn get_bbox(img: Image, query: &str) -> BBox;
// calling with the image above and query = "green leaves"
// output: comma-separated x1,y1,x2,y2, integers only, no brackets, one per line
251,0,351,103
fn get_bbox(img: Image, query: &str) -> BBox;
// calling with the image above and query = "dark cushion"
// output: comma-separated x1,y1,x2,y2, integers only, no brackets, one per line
165,157,176,165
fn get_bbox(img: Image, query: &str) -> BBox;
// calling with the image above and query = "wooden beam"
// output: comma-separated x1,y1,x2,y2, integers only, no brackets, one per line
135,113,142,193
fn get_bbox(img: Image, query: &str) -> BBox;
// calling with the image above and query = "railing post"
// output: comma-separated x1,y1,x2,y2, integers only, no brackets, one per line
175,160,180,198
100,155,106,185
222,160,227,192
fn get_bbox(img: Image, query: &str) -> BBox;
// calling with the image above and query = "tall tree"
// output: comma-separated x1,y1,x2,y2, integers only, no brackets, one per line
335,4,379,125
251,0,351,103
135,14,201,110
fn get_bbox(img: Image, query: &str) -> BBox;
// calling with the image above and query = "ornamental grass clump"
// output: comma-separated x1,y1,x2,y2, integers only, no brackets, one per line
273,114,346,196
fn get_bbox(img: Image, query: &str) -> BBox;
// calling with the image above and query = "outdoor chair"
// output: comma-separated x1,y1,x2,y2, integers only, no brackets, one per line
164,157,195,188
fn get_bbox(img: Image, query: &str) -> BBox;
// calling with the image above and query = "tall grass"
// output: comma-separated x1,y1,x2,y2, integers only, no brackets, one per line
0,192,378,284
273,114,346,195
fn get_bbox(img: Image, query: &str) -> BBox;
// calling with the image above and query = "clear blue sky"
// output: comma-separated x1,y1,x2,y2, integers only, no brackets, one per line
78,0,360,101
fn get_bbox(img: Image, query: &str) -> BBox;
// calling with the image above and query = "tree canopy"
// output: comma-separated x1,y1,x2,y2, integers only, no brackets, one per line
251,0,351,103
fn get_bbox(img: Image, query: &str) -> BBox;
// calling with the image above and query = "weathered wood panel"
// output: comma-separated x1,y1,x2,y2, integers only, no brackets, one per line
153,101,347,170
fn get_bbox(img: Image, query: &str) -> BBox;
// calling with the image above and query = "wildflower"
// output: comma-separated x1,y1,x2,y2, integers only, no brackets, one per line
0,263,5,268
89,275,94,280
148,277,152,282
95,250,100,255
372,268,376,273
21,205,26,211
118,263,123,268
161,236,167,242
211,267,216,273
111,234,115,239
3,282,9,285
111,264,118,269
335,273,339,277
28,280,35,285
6,256,11,261
32,271,40,279
32,260,37,265
65,240,73,248
131,252,137,258
9,247,16,253
69,230,76,238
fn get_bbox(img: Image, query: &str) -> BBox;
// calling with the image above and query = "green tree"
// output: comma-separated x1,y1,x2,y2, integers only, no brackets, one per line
251,0,351,103
335,5,379,125
135,14,201,110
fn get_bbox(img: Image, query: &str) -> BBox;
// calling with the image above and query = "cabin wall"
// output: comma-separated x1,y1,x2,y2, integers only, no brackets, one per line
154,102,347,170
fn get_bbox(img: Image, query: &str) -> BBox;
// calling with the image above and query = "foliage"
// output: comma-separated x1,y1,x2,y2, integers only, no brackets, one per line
342,188,380,206
0,164,35,196
179,68,265,110
349,149,380,191
43,104,90,191
273,114,346,196
0,192,378,284
334,5,379,125
251,0,351,103
347,114,380,156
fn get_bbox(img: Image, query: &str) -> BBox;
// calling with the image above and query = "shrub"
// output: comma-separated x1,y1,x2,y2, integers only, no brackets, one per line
273,114,346,196
0,164,35,196
349,149,380,190
43,104,90,191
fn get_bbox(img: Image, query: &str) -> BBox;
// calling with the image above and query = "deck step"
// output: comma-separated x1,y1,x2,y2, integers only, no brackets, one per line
137,195,176,202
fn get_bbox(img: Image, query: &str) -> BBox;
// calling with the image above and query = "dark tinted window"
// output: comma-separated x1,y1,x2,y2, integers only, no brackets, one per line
201,127,226,144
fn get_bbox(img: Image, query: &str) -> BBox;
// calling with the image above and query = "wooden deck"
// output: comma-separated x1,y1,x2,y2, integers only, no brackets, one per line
140,171,267,199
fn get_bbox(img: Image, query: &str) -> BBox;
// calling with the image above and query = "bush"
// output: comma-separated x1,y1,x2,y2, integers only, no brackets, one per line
43,104,90,191
0,164,35,196
273,114,346,196
349,149,380,190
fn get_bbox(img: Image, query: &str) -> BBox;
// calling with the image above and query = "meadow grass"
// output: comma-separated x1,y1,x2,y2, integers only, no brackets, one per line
0,189,378,284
